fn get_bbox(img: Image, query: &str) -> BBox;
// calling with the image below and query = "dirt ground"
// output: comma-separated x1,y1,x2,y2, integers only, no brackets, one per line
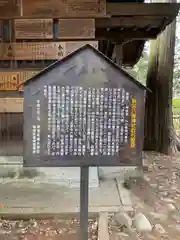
0,218,98,240
109,151,180,240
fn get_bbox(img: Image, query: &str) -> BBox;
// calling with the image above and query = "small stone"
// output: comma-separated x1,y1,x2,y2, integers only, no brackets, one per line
161,192,169,197
167,203,176,211
144,175,150,182
162,198,175,203
113,212,132,227
154,224,166,234
133,213,152,232
116,232,129,237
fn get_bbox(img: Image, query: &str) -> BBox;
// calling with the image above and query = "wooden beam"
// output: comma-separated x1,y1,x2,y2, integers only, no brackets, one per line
95,16,174,29
96,28,159,41
106,3,180,17
0,98,23,113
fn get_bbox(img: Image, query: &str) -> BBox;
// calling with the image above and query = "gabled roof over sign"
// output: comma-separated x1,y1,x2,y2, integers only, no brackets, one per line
23,44,150,91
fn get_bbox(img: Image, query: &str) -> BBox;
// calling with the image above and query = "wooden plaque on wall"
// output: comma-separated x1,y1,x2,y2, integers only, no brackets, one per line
14,19,53,39
22,0,106,17
14,42,66,60
67,0,106,17
0,71,39,91
58,19,95,39
0,42,66,60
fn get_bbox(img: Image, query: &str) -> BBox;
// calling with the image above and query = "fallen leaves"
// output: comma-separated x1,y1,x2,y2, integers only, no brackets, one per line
0,218,98,240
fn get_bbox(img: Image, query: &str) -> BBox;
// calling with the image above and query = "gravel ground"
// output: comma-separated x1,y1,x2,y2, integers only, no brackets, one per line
108,151,180,240
0,218,98,240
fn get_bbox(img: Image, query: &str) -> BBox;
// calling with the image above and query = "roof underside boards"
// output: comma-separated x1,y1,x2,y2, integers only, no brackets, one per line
98,3,180,66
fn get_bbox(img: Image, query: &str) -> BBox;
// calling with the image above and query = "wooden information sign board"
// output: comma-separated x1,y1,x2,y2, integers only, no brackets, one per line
58,19,95,39
23,44,145,240
15,19,53,39
23,45,145,167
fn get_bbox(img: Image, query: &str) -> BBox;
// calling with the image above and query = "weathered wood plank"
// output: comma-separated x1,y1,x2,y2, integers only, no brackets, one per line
14,19,53,39
22,0,67,18
96,28,158,41
95,16,173,29
0,0,20,18
0,98,23,112
58,19,95,39
0,42,66,60
22,0,106,18
0,71,39,91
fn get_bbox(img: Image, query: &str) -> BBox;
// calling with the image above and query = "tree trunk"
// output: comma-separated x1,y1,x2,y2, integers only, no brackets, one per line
144,1,176,154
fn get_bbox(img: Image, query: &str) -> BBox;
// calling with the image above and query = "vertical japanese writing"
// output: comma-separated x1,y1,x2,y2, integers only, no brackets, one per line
130,98,137,148
39,85,133,157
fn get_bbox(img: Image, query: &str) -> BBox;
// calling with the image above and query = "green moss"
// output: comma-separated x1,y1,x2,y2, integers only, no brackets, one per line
173,99,180,114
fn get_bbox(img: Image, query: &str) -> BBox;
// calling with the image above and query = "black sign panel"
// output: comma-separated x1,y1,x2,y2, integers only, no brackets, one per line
23,45,144,167
24,85,140,167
